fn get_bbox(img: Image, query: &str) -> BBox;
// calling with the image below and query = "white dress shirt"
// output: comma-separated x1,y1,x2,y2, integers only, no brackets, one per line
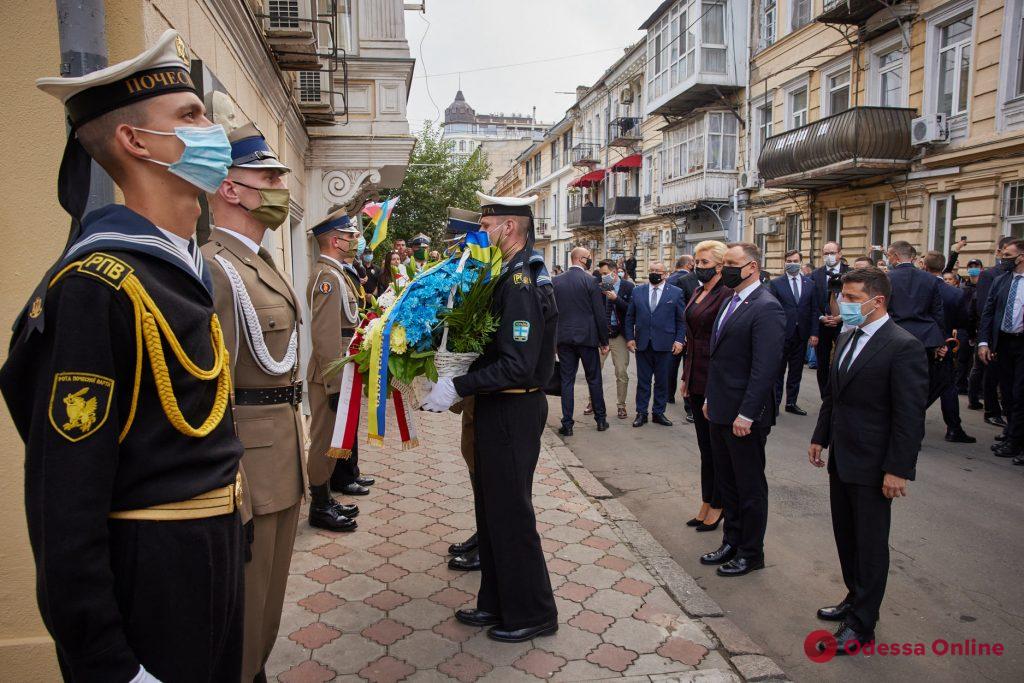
835,313,890,368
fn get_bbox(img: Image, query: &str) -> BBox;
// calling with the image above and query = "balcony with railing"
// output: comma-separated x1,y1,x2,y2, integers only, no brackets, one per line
608,117,641,147
535,220,552,240
817,0,913,25
571,143,599,166
656,171,738,213
605,196,641,224
757,106,916,190
568,206,605,230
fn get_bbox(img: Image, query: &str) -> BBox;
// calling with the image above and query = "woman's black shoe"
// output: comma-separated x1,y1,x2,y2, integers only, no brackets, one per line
686,517,703,527
696,516,721,532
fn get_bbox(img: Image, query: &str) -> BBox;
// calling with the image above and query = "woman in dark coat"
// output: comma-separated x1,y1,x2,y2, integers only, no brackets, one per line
681,240,732,532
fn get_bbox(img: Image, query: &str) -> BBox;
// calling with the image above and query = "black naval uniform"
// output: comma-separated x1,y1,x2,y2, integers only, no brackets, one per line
0,206,245,683
452,248,558,629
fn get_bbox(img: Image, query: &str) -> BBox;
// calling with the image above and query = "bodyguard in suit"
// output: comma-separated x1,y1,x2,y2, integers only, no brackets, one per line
699,243,785,577
306,211,364,531
625,261,686,427
769,249,819,415
978,238,1024,462
885,241,945,349
809,267,928,655
810,242,850,397
552,246,610,435
974,236,1017,427
204,124,307,681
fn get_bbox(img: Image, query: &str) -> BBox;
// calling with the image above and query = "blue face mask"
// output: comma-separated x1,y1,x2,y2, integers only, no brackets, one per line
968,267,981,277
361,252,373,263
135,124,232,193
356,236,367,257
839,297,877,328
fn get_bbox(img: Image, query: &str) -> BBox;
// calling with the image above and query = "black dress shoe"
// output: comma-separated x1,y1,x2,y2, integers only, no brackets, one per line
487,619,558,642
1013,454,1024,466
448,547,481,571
652,413,673,426
685,413,695,424
945,430,976,444
993,441,1023,458
816,600,852,621
449,532,478,556
633,414,648,428
455,609,501,627
557,424,573,437
699,543,736,565
355,476,375,487
985,415,1008,427
824,622,874,656
716,556,764,577
968,401,984,410
308,484,358,532
336,502,359,518
596,418,609,432
338,482,370,496
995,431,1009,441
785,404,808,416
686,517,703,527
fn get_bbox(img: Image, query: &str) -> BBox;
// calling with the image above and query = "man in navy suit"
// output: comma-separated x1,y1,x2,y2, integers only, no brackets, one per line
810,242,850,397
625,261,686,428
699,243,785,577
979,238,1024,462
923,251,975,443
885,241,945,349
552,247,609,436
769,249,819,415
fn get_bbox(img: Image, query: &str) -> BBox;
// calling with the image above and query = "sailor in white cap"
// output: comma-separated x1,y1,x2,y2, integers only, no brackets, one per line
421,191,560,642
0,30,244,682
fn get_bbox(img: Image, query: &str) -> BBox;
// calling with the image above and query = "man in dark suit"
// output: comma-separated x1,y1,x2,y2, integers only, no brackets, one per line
769,249,819,415
973,236,1016,428
597,259,635,420
809,266,928,655
699,243,785,577
978,238,1024,462
552,247,609,436
625,261,686,428
923,251,975,443
667,255,700,418
811,242,849,397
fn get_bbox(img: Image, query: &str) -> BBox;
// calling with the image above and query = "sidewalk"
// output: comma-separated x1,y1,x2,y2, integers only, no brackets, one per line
269,410,785,682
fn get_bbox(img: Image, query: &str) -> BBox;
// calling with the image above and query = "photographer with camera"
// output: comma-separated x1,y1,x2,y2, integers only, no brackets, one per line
811,242,850,397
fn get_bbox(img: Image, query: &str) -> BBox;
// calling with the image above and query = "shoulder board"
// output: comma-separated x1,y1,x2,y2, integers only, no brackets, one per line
528,257,552,286
72,252,134,290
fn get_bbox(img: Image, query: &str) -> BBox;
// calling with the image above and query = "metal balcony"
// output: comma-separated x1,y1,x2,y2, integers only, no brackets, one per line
568,206,605,229
608,117,641,147
606,196,640,223
571,143,599,166
818,0,912,25
757,106,916,190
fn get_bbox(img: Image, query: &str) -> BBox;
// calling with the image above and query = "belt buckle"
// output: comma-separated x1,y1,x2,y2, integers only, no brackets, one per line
291,382,304,406
234,472,244,510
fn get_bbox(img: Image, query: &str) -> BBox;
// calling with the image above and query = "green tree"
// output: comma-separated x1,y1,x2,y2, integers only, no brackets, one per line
374,121,489,255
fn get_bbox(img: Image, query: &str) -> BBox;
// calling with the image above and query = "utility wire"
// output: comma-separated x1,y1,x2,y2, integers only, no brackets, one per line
412,46,626,80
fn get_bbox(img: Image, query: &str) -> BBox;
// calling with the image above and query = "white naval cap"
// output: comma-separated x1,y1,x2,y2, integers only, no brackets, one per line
476,191,538,218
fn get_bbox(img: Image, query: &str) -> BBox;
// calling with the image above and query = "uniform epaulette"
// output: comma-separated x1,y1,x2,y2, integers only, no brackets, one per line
528,254,552,286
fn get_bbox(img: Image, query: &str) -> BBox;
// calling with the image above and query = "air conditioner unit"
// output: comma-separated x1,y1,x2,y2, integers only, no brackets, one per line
754,216,780,235
620,87,634,105
738,170,761,189
911,114,948,146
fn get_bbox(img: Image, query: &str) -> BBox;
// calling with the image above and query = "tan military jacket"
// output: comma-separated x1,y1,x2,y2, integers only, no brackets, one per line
202,228,306,519
305,255,362,393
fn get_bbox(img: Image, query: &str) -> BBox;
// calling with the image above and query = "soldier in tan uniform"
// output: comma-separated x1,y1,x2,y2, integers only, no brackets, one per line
306,210,367,529
203,124,348,681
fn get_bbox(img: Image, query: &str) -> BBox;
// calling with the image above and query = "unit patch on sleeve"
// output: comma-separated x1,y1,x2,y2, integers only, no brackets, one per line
319,280,333,295
48,372,115,442
77,252,133,289
512,320,530,342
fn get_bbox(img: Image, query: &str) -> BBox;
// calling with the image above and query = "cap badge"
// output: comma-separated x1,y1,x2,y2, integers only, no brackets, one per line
175,36,189,63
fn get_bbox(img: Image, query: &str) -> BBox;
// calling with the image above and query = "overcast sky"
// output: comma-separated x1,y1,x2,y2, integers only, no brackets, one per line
403,1,654,133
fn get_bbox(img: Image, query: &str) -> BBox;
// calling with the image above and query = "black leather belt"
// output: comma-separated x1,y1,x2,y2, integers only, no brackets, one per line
235,382,303,406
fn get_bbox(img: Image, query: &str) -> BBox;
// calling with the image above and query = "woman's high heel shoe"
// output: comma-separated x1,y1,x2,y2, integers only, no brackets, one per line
696,515,722,532
686,517,703,527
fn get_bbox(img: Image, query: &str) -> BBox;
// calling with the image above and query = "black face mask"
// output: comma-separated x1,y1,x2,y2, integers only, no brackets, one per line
648,273,663,285
694,266,718,283
584,258,592,270
1001,257,1018,271
720,263,749,289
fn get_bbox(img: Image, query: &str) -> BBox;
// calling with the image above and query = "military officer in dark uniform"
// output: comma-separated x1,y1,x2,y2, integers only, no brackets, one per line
0,31,245,682
422,191,559,643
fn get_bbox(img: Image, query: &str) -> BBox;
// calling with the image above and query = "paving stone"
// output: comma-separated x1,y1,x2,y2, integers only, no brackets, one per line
595,554,634,572
432,616,478,644
511,649,567,679
278,659,338,683
388,598,454,630
554,581,596,603
566,563,621,590
613,576,655,597
320,601,386,633
364,589,412,611
703,616,764,655
730,654,786,682
651,671,741,683
624,652,695,677
437,651,492,682
567,609,615,635
334,549,388,574
649,556,724,618
462,630,533,667
603,617,672,654
328,573,386,601
298,590,344,615
361,618,414,646
389,572,448,599
535,624,601,661
266,635,312,679
586,642,639,672
553,543,605,565
544,524,589,544
583,587,644,618
306,564,348,585
285,575,323,603
288,622,341,650
391,548,444,573
429,586,476,609
366,563,410,583
657,637,709,666
368,541,407,559
599,498,637,522
478,666,543,682
359,655,416,683
390,631,460,669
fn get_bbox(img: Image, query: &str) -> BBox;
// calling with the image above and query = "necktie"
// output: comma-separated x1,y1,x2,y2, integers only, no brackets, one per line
712,294,741,346
839,329,864,375
650,286,660,310
1002,275,1022,333
790,276,799,300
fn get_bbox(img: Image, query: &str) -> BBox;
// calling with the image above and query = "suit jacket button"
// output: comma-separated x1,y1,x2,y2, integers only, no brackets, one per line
269,319,277,328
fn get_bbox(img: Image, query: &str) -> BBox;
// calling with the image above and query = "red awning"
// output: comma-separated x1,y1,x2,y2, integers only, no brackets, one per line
570,169,607,187
611,154,642,172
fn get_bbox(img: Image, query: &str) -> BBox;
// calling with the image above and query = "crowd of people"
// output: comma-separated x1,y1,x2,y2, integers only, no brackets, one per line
551,234,1023,655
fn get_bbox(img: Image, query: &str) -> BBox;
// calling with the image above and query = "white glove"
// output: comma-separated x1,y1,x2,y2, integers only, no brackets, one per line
129,666,163,683
420,377,459,412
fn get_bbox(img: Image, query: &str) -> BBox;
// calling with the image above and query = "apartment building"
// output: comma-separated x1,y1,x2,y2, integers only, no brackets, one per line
440,89,551,161
746,0,1024,270
0,0,416,674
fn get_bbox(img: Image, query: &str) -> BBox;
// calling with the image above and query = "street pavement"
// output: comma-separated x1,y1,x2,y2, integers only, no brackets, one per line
270,409,770,682
549,357,1024,682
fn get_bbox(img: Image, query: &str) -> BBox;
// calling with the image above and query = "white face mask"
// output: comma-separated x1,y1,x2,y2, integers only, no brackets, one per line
824,254,838,268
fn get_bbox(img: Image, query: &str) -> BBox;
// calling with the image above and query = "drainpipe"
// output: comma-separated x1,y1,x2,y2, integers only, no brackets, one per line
56,0,113,212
